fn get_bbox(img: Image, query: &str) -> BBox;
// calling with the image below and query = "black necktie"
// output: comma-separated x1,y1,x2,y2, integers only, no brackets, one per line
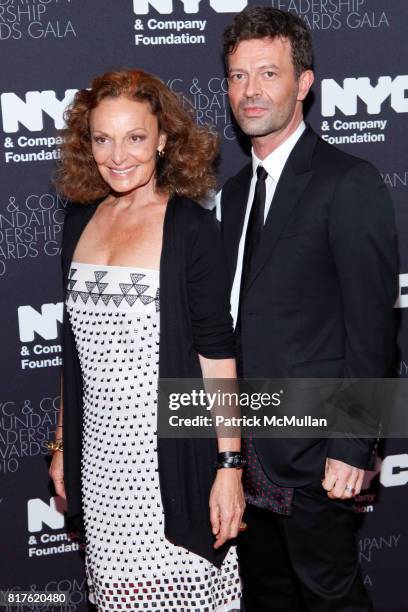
240,165,268,298
235,165,268,349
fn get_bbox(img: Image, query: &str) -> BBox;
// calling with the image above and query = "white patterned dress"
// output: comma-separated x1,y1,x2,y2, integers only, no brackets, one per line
65,262,241,612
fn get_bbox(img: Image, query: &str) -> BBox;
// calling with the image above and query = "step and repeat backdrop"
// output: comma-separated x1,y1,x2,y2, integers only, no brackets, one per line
1,0,407,610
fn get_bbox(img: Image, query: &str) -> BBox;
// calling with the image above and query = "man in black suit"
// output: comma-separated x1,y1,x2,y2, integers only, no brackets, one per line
219,6,398,611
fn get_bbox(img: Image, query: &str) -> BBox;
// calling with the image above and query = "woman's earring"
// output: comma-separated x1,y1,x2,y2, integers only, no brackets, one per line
158,149,165,158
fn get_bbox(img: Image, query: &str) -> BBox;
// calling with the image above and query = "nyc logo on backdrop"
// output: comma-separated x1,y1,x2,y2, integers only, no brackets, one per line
0,89,76,165
27,496,81,558
354,454,408,517
1,90,76,134
132,0,247,47
319,74,408,146
17,302,63,371
133,0,247,14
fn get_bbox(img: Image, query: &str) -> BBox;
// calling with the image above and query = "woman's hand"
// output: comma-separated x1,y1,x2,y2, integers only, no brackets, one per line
209,468,245,549
49,451,66,500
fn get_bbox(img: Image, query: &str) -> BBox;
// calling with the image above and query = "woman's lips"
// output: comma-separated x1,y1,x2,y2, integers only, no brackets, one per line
109,166,136,176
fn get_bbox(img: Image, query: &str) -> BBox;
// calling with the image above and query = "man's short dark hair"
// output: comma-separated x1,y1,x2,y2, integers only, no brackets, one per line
223,6,313,78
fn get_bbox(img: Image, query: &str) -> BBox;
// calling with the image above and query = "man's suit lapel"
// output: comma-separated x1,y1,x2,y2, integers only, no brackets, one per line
241,126,318,297
221,163,252,284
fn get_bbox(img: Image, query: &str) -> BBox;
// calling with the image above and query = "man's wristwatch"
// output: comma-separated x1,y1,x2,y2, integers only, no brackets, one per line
215,451,246,470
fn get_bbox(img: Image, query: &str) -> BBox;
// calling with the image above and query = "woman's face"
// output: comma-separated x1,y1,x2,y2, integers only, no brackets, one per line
89,95,166,194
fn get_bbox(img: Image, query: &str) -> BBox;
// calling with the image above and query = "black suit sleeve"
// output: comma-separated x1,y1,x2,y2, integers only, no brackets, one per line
187,210,236,359
327,161,399,468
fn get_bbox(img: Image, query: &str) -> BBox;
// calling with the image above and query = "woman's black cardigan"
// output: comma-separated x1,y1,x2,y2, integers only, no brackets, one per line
61,195,236,568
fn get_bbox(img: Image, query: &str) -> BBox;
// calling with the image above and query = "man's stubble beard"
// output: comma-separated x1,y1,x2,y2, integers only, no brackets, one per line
236,113,284,138
234,92,298,139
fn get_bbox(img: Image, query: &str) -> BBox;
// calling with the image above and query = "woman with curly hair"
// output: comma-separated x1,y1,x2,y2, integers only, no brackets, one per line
48,69,243,611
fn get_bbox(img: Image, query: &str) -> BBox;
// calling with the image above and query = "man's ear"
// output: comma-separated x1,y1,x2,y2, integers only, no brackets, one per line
297,70,314,102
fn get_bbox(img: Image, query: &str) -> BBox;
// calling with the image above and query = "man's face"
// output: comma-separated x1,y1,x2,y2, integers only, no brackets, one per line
227,37,304,138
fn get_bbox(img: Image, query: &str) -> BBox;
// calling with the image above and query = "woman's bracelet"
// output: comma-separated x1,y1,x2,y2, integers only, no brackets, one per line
45,439,63,453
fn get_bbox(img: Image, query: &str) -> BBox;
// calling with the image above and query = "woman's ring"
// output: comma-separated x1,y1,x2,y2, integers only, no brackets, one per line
344,484,354,494
239,521,247,532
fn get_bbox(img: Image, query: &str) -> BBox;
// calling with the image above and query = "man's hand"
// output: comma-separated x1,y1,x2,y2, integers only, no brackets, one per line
209,468,245,549
322,458,364,500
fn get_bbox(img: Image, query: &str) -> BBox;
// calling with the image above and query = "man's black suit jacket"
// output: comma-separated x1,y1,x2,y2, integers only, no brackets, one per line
220,125,399,487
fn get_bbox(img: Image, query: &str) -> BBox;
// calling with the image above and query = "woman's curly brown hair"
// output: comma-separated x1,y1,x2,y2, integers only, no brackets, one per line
55,68,219,203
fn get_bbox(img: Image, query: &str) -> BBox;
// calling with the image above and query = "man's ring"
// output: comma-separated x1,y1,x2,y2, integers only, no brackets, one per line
239,521,247,532
344,484,354,494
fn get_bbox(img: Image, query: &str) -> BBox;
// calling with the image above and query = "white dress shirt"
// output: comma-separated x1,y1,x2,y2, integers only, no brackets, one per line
216,121,306,328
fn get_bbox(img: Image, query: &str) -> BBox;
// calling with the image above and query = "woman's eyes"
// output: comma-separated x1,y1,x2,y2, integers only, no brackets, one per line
131,135,145,143
93,135,146,144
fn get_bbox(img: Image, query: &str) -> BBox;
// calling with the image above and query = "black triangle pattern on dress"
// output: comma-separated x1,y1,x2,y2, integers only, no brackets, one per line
112,294,125,306
119,283,133,295
139,295,155,305
94,271,108,282
124,294,138,306
86,281,97,292
96,282,108,293
66,269,159,310
130,273,145,284
134,284,149,296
